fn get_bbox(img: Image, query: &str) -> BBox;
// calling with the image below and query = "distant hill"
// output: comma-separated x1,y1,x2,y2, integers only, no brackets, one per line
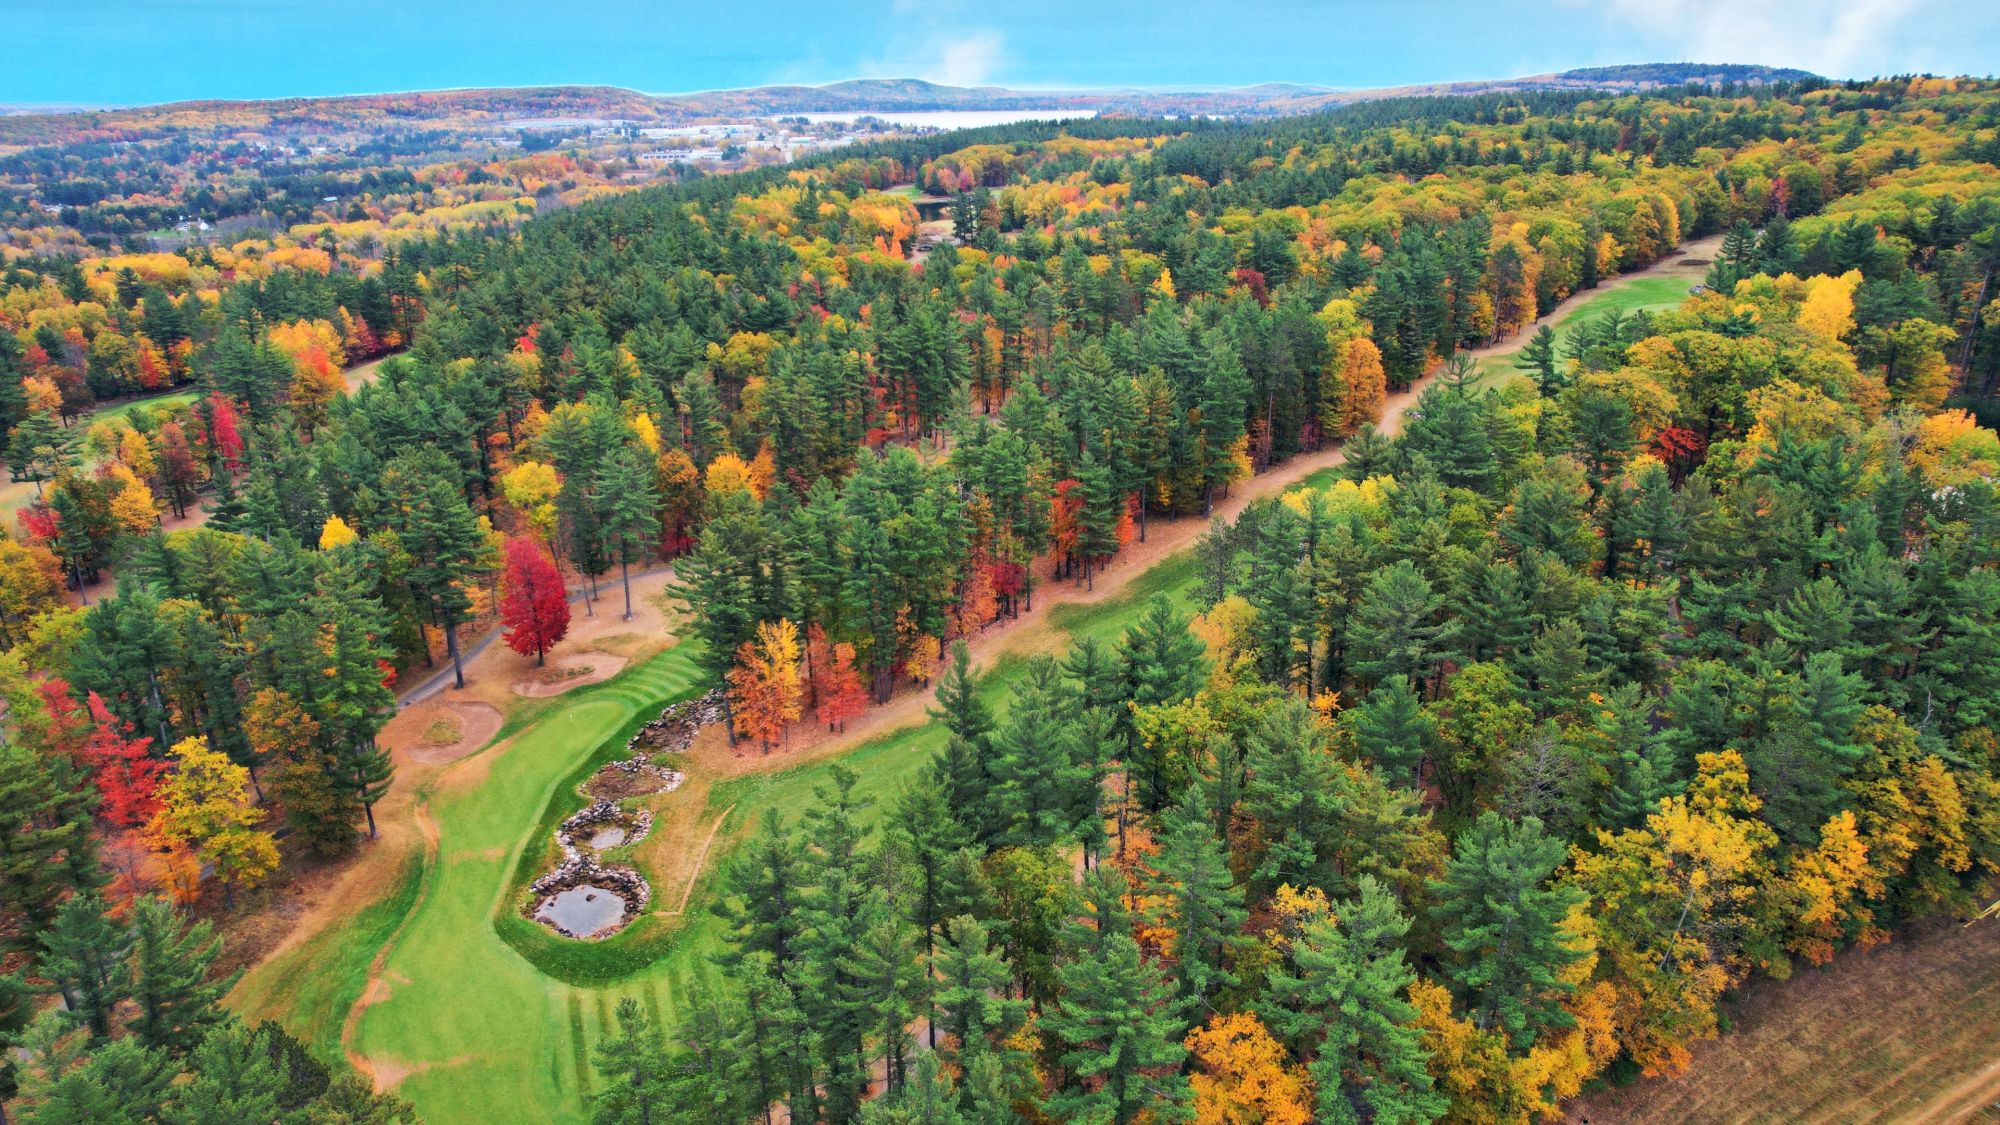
0,63,1825,144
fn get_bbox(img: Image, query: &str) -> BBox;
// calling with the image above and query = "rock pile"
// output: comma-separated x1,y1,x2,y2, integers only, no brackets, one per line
627,689,726,754
524,690,718,940
556,800,655,854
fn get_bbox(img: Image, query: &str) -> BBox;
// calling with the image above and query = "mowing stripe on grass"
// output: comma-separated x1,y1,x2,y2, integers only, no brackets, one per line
566,991,589,1098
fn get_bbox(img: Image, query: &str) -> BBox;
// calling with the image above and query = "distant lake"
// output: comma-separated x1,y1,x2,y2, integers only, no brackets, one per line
785,109,1099,128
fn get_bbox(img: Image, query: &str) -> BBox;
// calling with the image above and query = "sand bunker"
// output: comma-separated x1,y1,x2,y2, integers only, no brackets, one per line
511,651,628,698
390,701,503,765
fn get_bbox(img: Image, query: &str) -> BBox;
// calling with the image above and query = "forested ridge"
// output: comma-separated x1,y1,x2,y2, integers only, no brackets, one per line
0,75,1996,1122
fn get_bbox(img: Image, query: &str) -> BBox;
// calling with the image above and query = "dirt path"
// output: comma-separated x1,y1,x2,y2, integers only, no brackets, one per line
657,804,736,917
1922,1057,2000,1122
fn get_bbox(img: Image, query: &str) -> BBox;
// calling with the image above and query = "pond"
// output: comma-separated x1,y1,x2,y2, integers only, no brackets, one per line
588,826,627,849
535,885,628,938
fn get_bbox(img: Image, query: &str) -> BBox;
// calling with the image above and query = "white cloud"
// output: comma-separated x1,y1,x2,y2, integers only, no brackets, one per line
1568,0,1930,78
932,31,1005,86
856,27,1008,87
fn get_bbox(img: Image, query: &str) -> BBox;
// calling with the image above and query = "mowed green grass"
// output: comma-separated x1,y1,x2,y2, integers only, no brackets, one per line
234,543,1209,1125
1474,273,1699,389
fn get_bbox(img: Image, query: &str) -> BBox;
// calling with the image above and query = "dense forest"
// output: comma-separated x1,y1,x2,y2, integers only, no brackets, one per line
0,74,1996,1122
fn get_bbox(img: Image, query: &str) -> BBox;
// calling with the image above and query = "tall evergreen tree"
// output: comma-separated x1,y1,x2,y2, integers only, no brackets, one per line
594,440,660,620
1430,812,1588,1048
378,448,487,689
127,897,233,1057
39,892,130,1041
1347,675,1434,787
1266,877,1443,1125
592,997,673,1125
1154,796,1246,1009
1042,930,1191,1125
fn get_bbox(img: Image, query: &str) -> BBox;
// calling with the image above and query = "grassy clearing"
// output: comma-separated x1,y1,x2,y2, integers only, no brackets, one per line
1474,274,1701,390
0,388,203,522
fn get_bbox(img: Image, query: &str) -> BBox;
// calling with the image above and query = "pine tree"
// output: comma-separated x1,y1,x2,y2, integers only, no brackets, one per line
1347,675,1434,787
594,440,659,620
1072,450,1123,589
729,953,817,1125
861,1051,968,1125
1243,697,1345,895
39,891,131,1040
711,809,806,977
929,643,1000,841
1118,597,1210,810
670,488,788,695
844,912,924,1094
795,766,876,1123
127,896,233,1057
592,997,673,1125
933,914,1027,1073
1042,930,1191,1125
1267,877,1444,1125
1340,424,1395,482
989,656,1084,846
167,1022,288,1122
1430,812,1587,1048
379,448,487,690
889,775,972,964
1154,796,1246,1008
1515,324,1563,395
0,742,100,954
1349,560,1456,692
18,1025,172,1124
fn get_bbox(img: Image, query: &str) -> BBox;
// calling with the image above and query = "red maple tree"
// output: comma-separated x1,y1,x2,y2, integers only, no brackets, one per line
80,692,165,828
807,625,868,732
206,393,245,471
499,535,570,665
34,677,92,759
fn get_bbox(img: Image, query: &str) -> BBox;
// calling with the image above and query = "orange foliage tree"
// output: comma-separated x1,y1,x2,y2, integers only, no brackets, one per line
728,618,804,752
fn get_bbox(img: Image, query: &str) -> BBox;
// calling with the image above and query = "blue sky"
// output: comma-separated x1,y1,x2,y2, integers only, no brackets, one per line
12,0,1998,106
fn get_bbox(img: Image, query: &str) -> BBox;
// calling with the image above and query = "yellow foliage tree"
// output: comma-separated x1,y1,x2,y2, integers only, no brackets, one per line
499,459,563,540
0,540,65,650
1567,749,1775,1076
1796,269,1861,341
1780,810,1876,965
1907,408,2000,488
704,452,759,501
318,514,359,549
104,464,160,534
145,736,279,901
727,618,804,751
1185,1011,1313,1125
1334,337,1387,437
